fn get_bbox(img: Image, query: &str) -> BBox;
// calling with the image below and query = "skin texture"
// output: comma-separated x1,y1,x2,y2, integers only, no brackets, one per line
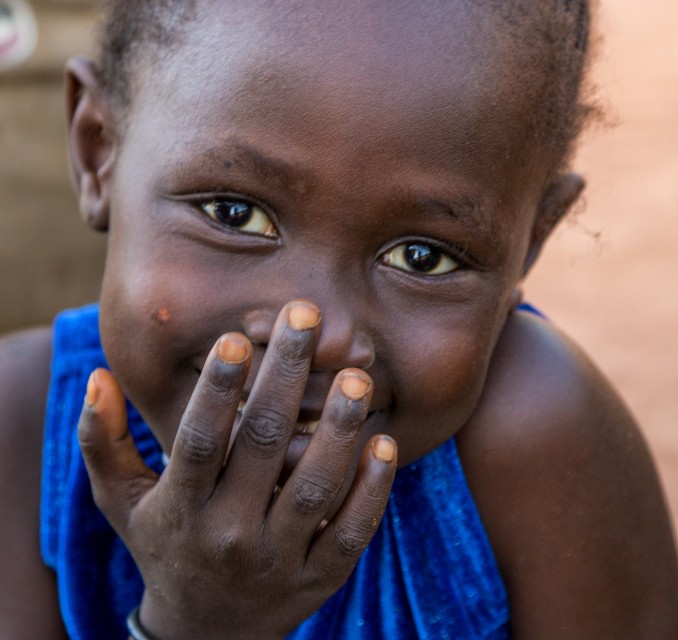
0,1,676,638
95,1,570,466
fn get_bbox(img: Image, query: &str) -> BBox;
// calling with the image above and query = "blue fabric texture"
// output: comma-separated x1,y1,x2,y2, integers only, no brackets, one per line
41,304,510,640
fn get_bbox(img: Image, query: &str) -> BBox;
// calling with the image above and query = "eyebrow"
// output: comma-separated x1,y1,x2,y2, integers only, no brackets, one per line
405,192,494,238
200,139,492,235
211,139,314,195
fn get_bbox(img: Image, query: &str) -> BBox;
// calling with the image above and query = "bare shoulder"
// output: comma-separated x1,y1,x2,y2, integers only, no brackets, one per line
0,327,52,452
0,328,67,638
457,309,678,640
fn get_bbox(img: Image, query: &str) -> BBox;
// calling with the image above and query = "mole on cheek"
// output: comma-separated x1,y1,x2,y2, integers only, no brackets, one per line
152,307,171,324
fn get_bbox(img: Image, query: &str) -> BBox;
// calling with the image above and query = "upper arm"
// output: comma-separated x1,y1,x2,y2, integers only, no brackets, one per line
458,311,678,640
0,328,68,639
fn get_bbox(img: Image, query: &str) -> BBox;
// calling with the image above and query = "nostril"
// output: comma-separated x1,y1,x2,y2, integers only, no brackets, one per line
311,327,375,371
242,309,277,345
350,330,376,369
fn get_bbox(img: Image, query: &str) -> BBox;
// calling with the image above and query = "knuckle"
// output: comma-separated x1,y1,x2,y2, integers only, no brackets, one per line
211,529,246,560
292,473,339,514
240,408,290,456
177,417,219,463
209,527,275,575
356,478,391,508
330,481,390,557
78,437,105,462
273,358,309,387
326,405,364,443
204,363,243,402
274,334,313,370
333,521,371,557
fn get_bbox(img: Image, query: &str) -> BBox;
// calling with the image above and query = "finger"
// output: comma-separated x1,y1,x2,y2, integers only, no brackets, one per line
305,435,397,582
221,300,321,516
267,369,372,555
78,368,158,531
165,333,252,504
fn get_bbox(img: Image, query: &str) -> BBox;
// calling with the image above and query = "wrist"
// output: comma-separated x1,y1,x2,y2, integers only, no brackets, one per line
133,600,287,640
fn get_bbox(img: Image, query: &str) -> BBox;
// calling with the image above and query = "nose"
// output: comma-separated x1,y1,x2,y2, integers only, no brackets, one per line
312,311,375,370
242,298,376,372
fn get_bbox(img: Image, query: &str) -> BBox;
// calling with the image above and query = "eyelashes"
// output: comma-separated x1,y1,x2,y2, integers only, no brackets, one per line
200,198,277,237
381,242,460,275
197,196,469,277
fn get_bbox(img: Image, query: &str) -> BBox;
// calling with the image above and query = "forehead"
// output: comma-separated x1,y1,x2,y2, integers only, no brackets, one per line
125,0,548,211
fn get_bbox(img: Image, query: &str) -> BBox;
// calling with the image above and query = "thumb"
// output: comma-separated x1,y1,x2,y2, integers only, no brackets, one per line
78,368,158,531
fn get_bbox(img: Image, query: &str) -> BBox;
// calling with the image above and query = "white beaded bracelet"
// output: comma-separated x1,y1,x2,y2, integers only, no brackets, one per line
126,606,159,640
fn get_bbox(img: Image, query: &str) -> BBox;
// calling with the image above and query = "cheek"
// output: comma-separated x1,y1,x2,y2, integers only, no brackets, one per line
386,310,501,463
100,213,241,362
399,328,489,411
98,251,225,439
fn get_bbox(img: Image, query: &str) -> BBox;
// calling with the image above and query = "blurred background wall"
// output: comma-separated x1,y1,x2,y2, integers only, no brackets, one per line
0,0,105,334
1,1,677,530
527,0,678,531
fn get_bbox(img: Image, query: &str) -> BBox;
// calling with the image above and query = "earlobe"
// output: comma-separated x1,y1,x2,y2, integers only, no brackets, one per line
66,56,116,233
522,173,585,276
79,171,112,231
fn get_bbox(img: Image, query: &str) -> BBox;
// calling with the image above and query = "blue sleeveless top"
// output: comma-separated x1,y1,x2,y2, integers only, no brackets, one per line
41,304,510,640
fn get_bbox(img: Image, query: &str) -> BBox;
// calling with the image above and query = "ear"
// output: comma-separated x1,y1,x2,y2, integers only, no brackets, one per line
521,173,585,276
66,56,116,232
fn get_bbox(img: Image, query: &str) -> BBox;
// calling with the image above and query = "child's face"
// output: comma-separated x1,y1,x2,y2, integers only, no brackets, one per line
95,2,557,466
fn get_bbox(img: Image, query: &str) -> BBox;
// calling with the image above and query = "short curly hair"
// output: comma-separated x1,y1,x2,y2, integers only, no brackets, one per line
97,0,596,176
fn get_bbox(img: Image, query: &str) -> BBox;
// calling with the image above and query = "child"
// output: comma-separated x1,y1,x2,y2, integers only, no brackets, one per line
1,0,676,638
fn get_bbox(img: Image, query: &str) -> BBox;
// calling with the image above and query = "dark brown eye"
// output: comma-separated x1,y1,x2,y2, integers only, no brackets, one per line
404,243,441,271
382,242,459,275
213,201,252,226
201,199,276,237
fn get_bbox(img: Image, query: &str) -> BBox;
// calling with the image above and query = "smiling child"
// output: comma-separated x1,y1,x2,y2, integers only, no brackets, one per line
0,1,677,639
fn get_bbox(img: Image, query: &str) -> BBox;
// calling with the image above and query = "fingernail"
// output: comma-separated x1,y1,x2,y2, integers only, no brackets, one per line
372,435,396,463
218,334,249,364
85,370,99,407
340,372,371,400
288,301,321,331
